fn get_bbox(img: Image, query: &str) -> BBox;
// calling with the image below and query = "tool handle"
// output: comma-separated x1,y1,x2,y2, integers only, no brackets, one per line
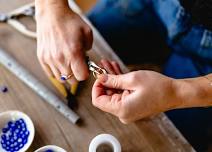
7,19,36,39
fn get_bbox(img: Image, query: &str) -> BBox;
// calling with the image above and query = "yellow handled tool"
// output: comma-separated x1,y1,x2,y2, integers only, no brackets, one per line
48,77,78,109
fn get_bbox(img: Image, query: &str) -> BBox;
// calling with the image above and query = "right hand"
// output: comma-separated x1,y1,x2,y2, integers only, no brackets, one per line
36,6,93,83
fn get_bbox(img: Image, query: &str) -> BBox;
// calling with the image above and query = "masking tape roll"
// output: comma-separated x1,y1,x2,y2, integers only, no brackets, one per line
89,134,121,152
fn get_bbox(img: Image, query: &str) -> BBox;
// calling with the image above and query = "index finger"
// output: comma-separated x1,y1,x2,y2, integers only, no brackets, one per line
92,80,124,115
92,80,113,110
92,79,107,100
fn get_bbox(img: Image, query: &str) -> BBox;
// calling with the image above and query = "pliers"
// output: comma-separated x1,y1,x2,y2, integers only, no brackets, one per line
87,58,107,78
0,3,36,39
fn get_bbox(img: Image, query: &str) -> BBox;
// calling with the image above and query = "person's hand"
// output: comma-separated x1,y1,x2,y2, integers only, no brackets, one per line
92,67,180,124
36,5,92,83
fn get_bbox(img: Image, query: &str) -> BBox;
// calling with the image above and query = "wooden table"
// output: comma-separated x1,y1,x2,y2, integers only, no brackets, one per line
0,0,195,151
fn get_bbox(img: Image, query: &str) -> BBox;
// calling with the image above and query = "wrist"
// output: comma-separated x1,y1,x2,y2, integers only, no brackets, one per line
172,77,211,109
164,78,183,110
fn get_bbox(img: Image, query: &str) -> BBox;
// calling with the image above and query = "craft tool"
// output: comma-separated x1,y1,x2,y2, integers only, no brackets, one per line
48,77,78,109
0,3,36,39
87,57,107,78
0,48,80,124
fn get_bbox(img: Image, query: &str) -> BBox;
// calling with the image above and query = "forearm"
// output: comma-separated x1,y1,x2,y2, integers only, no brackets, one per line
173,74,212,108
35,0,73,17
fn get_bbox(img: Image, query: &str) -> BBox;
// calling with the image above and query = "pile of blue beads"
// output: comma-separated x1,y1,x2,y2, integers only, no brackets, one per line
0,118,30,152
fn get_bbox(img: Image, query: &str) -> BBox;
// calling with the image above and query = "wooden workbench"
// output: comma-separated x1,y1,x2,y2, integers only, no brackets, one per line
0,0,195,151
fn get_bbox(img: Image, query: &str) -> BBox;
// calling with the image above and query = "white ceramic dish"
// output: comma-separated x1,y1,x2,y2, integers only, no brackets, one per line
0,111,35,152
35,145,67,152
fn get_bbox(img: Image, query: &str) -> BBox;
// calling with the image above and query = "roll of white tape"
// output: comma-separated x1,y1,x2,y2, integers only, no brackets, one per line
89,134,121,152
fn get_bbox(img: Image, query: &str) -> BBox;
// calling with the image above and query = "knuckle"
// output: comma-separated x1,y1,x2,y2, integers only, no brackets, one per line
68,44,83,58
44,54,52,63
52,53,64,62
129,71,140,83
71,50,79,59
111,77,119,88
85,27,92,35
70,43,83,53
66,52,73,60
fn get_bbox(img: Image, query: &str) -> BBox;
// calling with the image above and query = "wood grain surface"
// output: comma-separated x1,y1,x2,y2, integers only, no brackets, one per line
0,0,195,151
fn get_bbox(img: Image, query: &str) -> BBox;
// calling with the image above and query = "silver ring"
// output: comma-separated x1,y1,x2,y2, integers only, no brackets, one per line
60,74,73,81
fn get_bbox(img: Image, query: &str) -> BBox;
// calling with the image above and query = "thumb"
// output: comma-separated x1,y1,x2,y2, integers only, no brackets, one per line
98,74,130,90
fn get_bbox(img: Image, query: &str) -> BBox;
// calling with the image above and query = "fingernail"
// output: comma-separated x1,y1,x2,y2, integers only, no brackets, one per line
98,74,108,83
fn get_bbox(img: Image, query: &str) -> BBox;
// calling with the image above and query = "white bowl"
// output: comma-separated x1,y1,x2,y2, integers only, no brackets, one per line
0,111,35,152
35,145,67,152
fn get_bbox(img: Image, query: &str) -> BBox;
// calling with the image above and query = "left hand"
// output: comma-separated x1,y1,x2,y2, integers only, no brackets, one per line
92,60,179,123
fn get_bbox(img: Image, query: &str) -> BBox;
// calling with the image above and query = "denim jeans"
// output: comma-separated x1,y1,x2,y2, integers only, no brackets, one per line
87,0,212,151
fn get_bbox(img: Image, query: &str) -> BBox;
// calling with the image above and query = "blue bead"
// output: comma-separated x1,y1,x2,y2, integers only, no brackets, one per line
10,138,14,143
25,131,29,136
1,134,6,140
2,143,6,148
21,134,26,139
11,123,15,128
2,127,9,133
1,86,8,93
23,139,27,144
13,142,17,147
21,122,26,127
20,131,24,135
5,136,10,141
6,141,10,145
17,132,23,138
15,125,20,129
11,127,16,133
1,140,4,144
14,129,19,134
8,121,13,127
13,135,18,140
17,138,22,143
19,143,24,148
15,121,20,126
19,119,24,123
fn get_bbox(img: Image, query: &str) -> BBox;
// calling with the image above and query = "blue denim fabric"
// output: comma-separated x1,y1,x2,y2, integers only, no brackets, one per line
88,0,212,75
87,0,212,151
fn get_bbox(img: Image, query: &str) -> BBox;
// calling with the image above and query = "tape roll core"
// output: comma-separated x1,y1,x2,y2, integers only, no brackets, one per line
89,134,121,152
